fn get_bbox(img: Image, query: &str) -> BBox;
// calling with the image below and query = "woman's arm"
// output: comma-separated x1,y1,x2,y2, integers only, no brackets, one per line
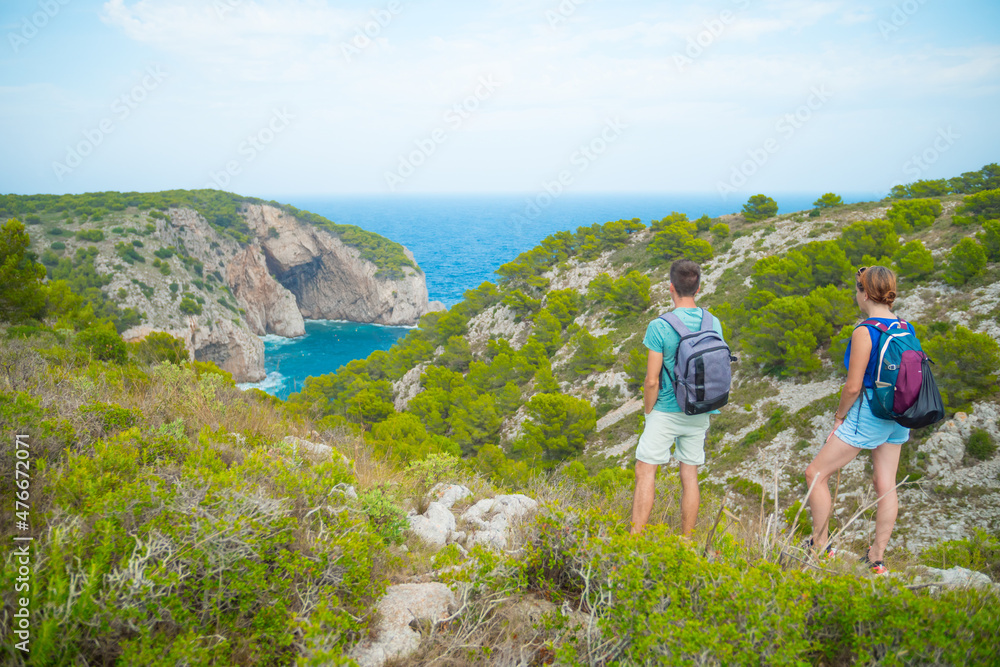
833,326,872,424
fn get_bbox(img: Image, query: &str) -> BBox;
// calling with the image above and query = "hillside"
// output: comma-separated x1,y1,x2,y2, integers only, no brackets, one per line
0,190,437,381
2,167,999,665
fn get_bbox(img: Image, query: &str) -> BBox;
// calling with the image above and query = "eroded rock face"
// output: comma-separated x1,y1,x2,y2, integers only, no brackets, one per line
462,494,539,550
408,502,456,548
242,204,430,325
227,242,305,337
349,583,456,667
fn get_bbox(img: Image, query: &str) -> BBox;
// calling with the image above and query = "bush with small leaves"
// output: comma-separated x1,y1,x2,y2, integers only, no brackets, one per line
944,237,987,286
75,324,128,364
75,228,106,242
966,429,996,461
609,270,651,316
978,219,1000,262
587,273,615,303
650,212,691,233
711,223,730,240
649,225,713,263
545,289,582,327
953,188,1000,225
886,198,942,233
178,297,203,316
922,325,1000,411
813,193,843,209
695,214,713,232
502,289,542,319
625,346,647,391
516,392,596,465
840,219,899,265
893,240,935,280
568,329,615,376
742,194,778,222
131,331,189,365
360,488,409,544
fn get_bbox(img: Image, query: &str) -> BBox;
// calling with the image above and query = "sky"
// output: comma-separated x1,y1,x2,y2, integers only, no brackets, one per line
1,0,998,200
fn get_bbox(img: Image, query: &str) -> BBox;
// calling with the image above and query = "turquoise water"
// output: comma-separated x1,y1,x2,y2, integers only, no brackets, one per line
239,320,412,400
239,192,881,398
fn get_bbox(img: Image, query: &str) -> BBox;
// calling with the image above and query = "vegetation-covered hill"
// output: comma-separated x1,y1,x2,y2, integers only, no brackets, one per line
2,166,999,665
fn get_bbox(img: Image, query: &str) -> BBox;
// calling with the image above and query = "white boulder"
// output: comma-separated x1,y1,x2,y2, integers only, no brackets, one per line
462,494,538,550
408,502,456,547
349,583,456,667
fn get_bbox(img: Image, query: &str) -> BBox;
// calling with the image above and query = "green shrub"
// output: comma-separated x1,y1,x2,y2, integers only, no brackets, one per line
944,237,987,286
0,218,47,323
625,346,648,391
650,212,691,233
568,330,615,376
130,331,189,365
893,240,935,280
79,401,142,434
840,219,899,265
742,194,778,222
980,219,1000,262
545,288,582,327
953,188,1000,225
50,240,66,250
359,487,409,544
75,228,106,242
695,214,712,232
813,192,843,209
886,198,941,232
114,241,145,264
608,271,651,316
649,225,713,263
922,325,1000,411
513,393,596,465
966,428,996,461
76,324,128,363
502,289,541,318
920,529,1000,581
711,223,730,240
178,297,203,316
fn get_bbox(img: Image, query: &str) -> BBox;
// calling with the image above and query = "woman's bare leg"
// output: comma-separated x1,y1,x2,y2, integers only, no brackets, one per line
869,443,902,562
805,435,861,550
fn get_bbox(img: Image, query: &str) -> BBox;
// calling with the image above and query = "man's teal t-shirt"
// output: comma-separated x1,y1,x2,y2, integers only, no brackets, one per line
643,307,725,414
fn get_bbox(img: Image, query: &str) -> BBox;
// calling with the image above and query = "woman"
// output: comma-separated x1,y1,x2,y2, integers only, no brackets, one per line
805,265,912,574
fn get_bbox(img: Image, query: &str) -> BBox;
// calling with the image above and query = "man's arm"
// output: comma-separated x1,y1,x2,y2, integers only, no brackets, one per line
643,349,663,415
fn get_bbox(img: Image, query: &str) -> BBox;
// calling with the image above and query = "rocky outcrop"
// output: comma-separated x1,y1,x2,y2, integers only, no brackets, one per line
118,202,433,382
349,583,456,667
227,242,305,338
242,204,429,326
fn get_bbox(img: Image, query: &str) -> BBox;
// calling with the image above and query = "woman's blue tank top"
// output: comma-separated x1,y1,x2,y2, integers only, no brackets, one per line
844,317,916,388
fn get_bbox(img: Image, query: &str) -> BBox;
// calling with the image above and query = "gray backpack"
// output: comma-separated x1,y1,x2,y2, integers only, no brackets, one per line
658,309,735,415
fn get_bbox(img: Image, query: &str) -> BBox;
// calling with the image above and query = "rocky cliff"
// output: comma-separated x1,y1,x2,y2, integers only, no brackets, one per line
75,201,436,382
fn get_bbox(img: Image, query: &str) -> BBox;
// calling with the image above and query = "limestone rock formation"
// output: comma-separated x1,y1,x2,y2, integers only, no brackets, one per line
242,204,429,326
349,583,456,667
117,201,433,382
227,242,305,337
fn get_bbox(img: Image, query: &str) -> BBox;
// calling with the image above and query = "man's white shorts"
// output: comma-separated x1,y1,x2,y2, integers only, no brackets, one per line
635,409,710,466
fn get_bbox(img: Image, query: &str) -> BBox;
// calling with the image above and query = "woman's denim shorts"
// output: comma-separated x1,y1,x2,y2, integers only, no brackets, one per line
834,389,910,450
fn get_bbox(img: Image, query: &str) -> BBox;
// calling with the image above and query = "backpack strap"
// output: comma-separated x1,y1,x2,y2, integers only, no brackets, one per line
659,312,691,337
858,318,890,334
657,312,690,387
699,308,714,332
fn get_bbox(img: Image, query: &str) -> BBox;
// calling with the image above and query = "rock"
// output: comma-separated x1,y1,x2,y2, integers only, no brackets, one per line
392,362,428,411
430,483,472,509
227,241,305,337
921,566,996,590
596,398,643,432
408,502,456,547
426,300,447,313
283,435,331,457
243,204,431,326
349,583,456,667
462,494,538,550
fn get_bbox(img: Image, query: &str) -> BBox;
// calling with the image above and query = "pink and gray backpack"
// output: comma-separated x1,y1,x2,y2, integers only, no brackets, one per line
860,318,944,429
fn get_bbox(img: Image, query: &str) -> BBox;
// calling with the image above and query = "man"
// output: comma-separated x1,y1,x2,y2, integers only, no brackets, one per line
630,259,724,536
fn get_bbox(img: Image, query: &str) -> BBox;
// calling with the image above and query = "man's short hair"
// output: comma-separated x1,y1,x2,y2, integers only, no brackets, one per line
670,260,701,297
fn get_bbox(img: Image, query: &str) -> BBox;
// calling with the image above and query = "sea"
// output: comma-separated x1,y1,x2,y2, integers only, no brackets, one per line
237,192,881,399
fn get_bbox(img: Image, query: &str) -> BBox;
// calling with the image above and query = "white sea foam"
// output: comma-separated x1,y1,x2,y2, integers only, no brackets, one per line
260,334,301,347
237,371,286,394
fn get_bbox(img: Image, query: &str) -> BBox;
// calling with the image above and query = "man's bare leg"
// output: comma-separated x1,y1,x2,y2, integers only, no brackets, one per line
631,460,658,534
679,462,700,536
